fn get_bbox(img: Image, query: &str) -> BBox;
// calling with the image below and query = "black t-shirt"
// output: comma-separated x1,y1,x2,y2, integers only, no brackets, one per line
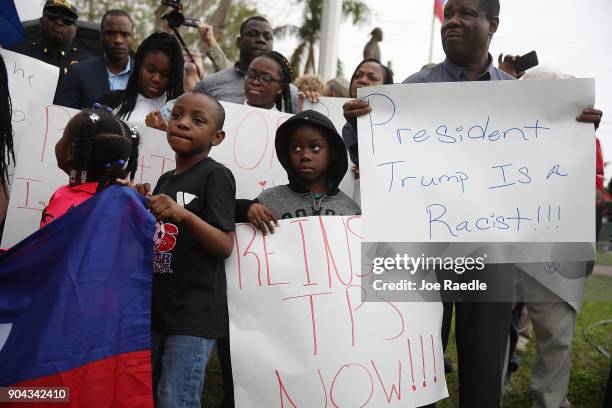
151,157,236,338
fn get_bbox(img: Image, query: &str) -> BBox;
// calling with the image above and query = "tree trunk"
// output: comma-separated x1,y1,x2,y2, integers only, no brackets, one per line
88,0,94,21
185,0,216,20
211,0,233,35
304,42,316,75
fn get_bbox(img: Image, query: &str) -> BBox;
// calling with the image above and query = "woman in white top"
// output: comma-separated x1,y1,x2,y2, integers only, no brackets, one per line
99,32,184,122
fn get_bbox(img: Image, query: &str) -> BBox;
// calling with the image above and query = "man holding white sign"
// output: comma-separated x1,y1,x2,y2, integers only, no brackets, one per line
350,0,603,407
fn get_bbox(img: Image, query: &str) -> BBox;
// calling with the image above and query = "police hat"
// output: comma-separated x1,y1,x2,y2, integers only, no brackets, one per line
43,0,79,20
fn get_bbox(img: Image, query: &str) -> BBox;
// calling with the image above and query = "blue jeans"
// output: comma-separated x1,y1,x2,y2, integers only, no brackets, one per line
151,332,216,408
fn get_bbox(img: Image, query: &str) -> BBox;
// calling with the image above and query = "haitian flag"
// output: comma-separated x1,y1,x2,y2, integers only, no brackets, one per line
0,186,155,407
434,0,448,22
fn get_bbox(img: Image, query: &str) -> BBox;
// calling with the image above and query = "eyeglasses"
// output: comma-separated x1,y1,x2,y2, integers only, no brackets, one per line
44,12,76,26
245,70,283,84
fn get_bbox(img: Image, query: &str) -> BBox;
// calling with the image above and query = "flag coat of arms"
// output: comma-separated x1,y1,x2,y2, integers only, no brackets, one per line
0,186,155,407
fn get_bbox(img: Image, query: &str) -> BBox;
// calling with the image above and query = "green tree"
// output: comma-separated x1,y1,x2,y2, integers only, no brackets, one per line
275,0,370,77
210,0,258,63
73,0,257,62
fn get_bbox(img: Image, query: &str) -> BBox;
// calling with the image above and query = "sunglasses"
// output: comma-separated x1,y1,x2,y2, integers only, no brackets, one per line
245,70,283,85
44,12,76,26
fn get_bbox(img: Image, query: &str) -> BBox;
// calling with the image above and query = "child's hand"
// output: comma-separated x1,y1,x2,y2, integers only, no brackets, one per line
115,177,134,187
133,183,152,196
147,194,190,223
248,203,278,235
145,110,167,131
298,90,321,111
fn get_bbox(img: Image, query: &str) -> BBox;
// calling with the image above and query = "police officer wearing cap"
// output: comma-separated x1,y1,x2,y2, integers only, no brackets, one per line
11,0,91,82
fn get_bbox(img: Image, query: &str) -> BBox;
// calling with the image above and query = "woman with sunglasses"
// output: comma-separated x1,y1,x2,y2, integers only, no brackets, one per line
244,51,294,112
10,1,90,83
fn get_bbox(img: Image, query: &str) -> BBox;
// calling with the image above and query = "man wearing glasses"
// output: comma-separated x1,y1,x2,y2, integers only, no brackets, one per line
11,0,90,82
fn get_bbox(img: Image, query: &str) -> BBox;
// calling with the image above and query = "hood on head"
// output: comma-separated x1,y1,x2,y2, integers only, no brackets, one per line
275,110,348,194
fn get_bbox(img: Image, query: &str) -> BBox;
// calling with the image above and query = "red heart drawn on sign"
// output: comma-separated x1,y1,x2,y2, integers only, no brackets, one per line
259,180,267,188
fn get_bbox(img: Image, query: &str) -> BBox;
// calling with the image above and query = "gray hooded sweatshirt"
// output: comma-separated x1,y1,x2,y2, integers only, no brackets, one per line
236,110,360,220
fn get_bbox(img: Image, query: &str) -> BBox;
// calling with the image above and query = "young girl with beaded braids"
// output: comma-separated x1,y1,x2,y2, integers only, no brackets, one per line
39,109,140,228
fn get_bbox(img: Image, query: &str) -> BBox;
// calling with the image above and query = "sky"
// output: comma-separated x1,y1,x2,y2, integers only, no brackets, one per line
15,0,612,178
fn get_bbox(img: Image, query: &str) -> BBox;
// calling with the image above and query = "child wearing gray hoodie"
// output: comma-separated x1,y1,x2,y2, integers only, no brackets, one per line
236,109,360,232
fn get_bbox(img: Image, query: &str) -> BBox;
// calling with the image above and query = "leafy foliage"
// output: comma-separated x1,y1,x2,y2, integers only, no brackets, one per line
275,0,370,76
73,0,258,62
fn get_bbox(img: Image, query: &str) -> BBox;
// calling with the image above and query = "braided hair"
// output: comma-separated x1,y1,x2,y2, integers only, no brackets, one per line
65,109,140,192
0,54,15,195
115,32,184,120
97,120,141,192
259,51,293,113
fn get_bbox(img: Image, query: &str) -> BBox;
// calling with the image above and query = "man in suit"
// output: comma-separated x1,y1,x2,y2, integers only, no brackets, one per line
11,0,91,85
54,9,134,109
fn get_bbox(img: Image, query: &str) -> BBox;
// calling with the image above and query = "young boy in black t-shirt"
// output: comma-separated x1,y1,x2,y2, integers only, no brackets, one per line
135,90,235,408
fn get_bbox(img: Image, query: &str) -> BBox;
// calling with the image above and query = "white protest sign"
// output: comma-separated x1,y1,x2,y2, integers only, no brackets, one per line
2,101,356,247
1,49,59,118
1,103,176,247
3,104,77,248
226,216,447,407
357,80,595,243
303,96,351,135
517,261,586,311
1,49,59,157
213,101,355,199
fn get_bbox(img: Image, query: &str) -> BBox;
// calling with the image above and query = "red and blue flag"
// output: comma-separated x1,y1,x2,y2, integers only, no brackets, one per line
0,186,155,407
434,0,448,22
